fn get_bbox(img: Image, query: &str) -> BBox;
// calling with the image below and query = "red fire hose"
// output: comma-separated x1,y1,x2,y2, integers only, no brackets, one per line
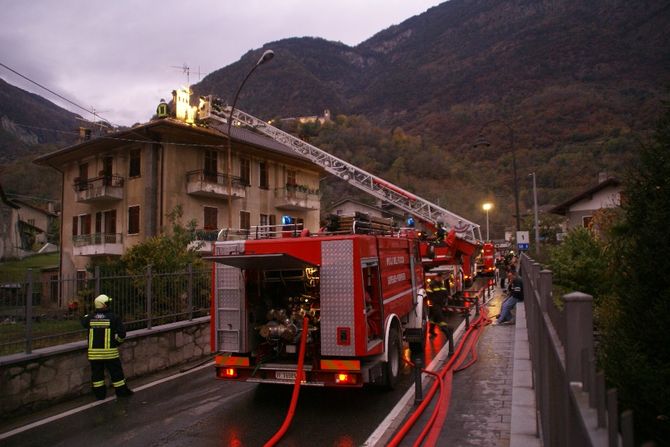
263,316,310,447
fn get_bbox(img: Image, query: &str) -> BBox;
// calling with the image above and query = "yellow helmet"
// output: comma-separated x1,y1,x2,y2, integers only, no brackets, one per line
94,294,111,309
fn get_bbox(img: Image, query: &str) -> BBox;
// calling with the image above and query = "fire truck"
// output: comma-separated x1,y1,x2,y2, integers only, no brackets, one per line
480,242,496,276
194,96,482,387
208,229,424,387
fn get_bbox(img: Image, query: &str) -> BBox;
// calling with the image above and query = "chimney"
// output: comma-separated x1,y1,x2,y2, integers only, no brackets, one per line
598,172,609,183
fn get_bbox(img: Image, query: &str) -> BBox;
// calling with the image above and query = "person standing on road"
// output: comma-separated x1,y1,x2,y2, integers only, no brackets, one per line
427,274,455,355
81,294,134,399
495,270,523,325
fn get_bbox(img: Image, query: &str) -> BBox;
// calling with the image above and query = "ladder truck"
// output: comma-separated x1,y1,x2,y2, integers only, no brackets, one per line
196,96,481,387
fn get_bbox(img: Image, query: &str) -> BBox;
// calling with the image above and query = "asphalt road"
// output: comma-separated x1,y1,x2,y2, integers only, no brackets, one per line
1,280,489,447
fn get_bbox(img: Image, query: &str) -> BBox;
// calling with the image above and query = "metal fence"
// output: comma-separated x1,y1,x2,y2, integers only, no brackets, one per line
521,254,634,446
0,265,211,356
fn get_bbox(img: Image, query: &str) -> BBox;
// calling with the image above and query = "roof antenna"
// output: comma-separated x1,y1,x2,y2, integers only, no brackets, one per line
170,63,191,85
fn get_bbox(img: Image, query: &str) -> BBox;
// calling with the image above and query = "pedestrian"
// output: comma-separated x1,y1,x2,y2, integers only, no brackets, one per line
81,294,134,399
427,273,455,355
494,270,523,325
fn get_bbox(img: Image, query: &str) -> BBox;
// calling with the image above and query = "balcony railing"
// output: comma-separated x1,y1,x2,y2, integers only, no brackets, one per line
274,184,320,210
186,228,220,253
186,170,247,199
73,233,123,256
73,175,124,203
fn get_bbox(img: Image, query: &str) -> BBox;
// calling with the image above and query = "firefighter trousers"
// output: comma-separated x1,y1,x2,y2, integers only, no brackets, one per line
90,358,128,399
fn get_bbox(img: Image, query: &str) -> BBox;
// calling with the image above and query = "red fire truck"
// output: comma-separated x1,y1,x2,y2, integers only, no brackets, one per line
480,242,495,276
208,231,426,388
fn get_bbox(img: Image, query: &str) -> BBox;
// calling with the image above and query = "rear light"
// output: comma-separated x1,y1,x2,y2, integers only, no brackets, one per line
218,367,238,378
335,373,357,385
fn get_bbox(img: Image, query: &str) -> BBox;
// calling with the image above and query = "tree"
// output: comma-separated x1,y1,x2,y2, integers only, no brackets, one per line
598,102,670,444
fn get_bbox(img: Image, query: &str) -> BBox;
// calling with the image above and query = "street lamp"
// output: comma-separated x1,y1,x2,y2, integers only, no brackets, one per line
474,120,521,232
482,202,493,241
529,172,540,255
226,49,274,230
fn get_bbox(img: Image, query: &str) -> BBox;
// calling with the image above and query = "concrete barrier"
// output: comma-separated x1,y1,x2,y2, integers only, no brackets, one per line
0,316,211,419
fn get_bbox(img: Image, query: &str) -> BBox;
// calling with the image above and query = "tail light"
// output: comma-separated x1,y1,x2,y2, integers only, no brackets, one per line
335,373,357,385
218,367,238,378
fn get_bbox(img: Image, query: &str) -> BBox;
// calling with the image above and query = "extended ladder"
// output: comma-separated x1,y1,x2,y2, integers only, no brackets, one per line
197,96,481,242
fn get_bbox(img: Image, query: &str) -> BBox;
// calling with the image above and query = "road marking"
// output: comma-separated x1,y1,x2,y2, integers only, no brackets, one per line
362,320,467,447
0,361,214,441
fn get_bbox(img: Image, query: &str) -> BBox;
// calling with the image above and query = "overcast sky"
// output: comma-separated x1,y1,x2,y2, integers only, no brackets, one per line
0,0,444,127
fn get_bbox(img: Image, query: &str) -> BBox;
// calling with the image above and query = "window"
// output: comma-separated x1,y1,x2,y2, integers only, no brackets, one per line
129,149,141,177
269,214,276,226
128,206,140,234
260,214,269,226
240,211,250,230
287,169,297,186
582,215,593,228
260,214,269,237
259,161,269,189
240,158,250,185
73,214,91,239
205,150,218,182
204,206,218,231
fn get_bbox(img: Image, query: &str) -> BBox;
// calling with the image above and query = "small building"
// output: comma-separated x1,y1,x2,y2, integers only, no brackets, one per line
0,184,57,260
549,176,622,231
34,91,324,305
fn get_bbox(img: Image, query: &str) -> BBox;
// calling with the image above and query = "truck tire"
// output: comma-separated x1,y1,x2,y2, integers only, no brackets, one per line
384,326,403,389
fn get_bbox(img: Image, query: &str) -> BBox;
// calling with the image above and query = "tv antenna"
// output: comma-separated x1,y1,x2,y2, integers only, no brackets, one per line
170,63,202,85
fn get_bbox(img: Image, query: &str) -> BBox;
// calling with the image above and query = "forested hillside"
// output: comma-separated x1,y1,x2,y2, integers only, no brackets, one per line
1,0,669,229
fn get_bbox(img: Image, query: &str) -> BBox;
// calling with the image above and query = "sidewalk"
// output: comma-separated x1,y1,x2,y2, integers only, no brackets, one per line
377,285,541,447
432,286,541,446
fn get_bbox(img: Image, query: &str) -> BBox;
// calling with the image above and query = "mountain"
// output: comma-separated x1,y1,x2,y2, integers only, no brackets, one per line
191,0,670,223
1,0,669,222
0,77,80,163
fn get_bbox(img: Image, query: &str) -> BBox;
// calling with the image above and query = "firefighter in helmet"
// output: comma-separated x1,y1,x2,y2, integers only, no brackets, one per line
427,273,455,355
81,294,133,399
156,98,169,118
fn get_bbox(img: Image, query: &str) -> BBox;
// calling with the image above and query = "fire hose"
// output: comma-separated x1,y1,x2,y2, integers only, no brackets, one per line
263,316,310,447
388,305,492,447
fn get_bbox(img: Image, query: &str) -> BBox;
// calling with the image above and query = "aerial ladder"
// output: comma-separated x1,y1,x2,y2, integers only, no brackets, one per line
196,95,482,244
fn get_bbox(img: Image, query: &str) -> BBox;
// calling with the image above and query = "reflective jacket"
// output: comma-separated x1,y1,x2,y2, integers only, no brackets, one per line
81,309,126,360
427,279,448,306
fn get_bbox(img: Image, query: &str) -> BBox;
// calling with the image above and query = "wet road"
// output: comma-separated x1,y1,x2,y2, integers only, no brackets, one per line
1,281,492,447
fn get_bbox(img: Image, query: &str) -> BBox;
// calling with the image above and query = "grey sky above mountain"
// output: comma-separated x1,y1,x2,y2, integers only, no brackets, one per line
0,0,444,126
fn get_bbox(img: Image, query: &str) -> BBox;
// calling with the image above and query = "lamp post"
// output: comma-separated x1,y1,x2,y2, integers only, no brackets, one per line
530,172,540,255
474,120,521,232
226,49,274,230
482,202,493,241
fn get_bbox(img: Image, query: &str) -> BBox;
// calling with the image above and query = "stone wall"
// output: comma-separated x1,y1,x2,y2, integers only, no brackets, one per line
0,317,211,419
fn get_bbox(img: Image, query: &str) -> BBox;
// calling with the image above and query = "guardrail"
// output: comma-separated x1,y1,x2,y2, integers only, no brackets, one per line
520,254,634,446
0,265,211,356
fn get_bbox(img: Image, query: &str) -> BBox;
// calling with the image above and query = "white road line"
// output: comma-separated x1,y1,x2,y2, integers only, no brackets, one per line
0,361,214,441
362,319,468,447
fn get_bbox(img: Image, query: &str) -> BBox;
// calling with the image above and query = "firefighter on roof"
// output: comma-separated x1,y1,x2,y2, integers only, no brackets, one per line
81,294,134,399
156,98,169,118
427,273,455,355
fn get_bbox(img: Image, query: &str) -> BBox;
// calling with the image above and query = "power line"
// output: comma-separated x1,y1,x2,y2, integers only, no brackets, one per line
0,61,116,127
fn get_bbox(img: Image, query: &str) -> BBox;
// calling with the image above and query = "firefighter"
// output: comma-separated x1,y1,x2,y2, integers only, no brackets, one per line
81,294,134,399
427,273,455,355
156,98,169,118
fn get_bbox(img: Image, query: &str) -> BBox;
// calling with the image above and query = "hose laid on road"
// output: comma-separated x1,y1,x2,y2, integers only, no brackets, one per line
389,287,494,447
263,316,310,447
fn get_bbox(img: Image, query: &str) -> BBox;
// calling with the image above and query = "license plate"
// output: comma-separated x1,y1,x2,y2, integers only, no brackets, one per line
275,371,296,380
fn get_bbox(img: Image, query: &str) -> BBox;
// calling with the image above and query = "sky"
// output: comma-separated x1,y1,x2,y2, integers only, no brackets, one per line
0,0,445,127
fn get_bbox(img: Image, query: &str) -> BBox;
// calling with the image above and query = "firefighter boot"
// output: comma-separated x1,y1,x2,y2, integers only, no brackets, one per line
115,385,134,397
93,386,107,400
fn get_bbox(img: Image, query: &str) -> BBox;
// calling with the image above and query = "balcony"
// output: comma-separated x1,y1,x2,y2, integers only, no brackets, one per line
187,228,220,253
73,175,124,203
274,185,320,211
73,233,123,256
186,170,247,199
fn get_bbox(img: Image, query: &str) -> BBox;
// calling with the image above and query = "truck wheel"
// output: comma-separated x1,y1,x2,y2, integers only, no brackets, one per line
384,326,403,389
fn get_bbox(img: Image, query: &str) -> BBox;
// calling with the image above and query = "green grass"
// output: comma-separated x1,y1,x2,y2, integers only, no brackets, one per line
0,318,85,355
0,252,60,279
